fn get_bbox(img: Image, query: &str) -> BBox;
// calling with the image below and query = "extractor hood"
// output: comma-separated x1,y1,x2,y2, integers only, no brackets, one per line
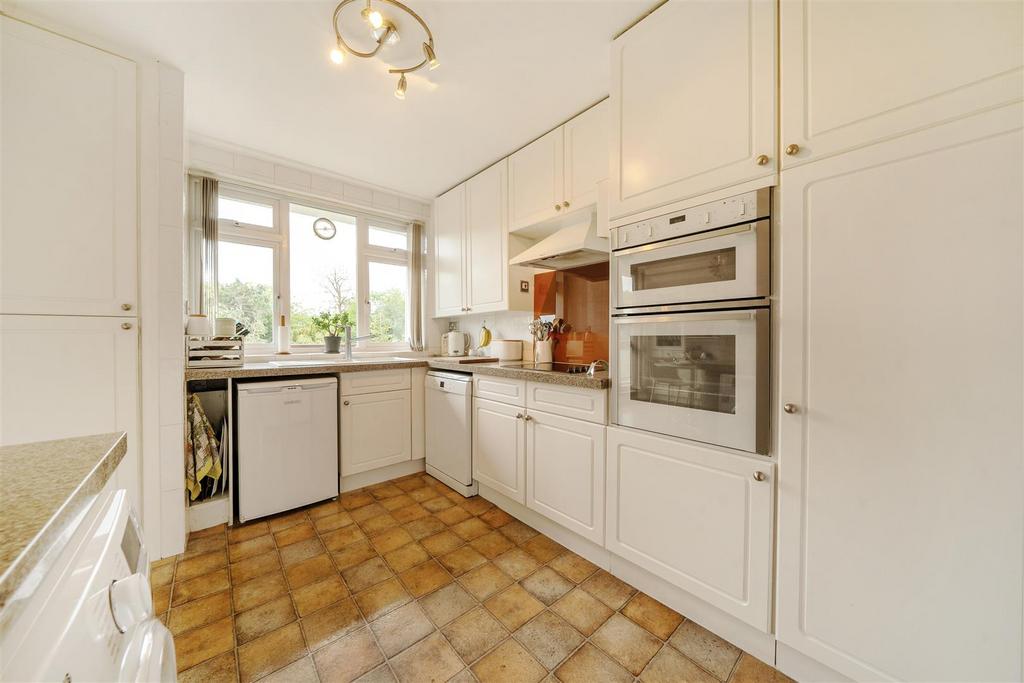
510,215,609,270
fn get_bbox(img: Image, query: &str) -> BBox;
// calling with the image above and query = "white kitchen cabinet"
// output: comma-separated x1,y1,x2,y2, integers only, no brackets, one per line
472,397,526,504
473,375,526,407
433,183,466,317
609,0,776,222
509,102,609,231
340,390,412,476
466,160,509,313
605,426,774,631
1,17,137,317
509,127,564,231
563,100,609,211
433,161,531,317
775,105,1024,682
340,368,411,396
0,315,141,506
779,0,1023,169
525,410,605,544
526,382,606,425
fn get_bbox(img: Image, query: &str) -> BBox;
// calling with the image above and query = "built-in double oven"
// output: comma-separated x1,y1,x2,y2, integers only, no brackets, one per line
610,189,771,454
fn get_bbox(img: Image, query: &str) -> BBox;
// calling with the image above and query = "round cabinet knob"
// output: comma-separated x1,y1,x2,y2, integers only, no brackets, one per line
785,143,800,156
343,400,350,406
515,413,524,420
108,573,153,633
562,201,570,209
783,403,799,414
555,204,562,211
755,154,770,166
121,303,132,311
523,415,533,421
121,322,133,330
753,471,767,482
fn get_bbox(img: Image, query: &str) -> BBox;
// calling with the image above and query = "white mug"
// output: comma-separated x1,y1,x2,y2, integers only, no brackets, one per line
215,317,237,337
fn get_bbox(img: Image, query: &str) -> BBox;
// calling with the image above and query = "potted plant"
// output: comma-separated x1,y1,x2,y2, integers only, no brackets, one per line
311,311,352,354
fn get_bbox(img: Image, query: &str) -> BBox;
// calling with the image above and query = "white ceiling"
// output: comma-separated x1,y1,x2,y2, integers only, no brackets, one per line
13,0,651,199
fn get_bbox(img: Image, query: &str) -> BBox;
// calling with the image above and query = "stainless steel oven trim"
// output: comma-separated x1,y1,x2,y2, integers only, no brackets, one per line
613,297,772,317
610,306,771,455
611,219,770,310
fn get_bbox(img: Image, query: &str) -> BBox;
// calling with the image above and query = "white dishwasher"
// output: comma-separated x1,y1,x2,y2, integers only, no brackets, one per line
237,376,339,522
425,370,476,496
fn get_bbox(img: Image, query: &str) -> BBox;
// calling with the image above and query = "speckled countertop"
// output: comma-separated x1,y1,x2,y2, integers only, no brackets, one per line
0,432,126,622
186,357,610,389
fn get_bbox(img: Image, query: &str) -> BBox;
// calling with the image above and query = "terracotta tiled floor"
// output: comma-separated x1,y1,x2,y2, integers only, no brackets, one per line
153,473,794,682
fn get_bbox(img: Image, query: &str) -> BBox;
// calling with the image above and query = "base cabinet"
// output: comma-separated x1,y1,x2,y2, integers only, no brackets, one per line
472,397,526,503
340,390,412,476
605,426,774,631
525,410,605,544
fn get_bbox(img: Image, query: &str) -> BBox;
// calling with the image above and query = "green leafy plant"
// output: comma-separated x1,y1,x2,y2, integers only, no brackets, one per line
310,310,353,338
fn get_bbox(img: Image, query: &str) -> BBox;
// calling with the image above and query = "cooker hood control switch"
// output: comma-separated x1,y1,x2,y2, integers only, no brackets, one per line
108,573,153,633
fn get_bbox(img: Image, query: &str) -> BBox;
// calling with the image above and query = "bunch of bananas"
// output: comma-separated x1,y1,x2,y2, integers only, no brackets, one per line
479,322,492,348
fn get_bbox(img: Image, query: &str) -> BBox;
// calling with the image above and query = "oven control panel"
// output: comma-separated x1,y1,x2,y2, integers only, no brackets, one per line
611,188,770,251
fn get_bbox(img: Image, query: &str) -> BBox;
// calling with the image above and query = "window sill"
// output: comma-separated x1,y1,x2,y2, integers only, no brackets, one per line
246,349,427,363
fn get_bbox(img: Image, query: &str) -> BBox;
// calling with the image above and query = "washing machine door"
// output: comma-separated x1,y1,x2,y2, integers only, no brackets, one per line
118,619,176,682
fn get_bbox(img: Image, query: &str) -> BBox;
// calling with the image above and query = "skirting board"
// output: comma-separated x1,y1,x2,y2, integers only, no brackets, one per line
425,464,477,498
775,642,852,683
342,458,426,492
188,494,230,533
477,482,777,665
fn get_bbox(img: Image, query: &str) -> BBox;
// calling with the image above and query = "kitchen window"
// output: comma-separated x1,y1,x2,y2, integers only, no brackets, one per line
215,183,417,353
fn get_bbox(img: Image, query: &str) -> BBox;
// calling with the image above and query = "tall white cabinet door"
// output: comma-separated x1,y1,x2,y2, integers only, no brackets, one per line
776,106,1024,682
472,398,526,503
780,0,1023,169
465,160,508,313
340,390,412,476
609,0,776,221
563,100,609,211
509,127,564,231
1,17,137,317
433,184,466,316
0,315,140,505
605,427,774,631
525,411,605,544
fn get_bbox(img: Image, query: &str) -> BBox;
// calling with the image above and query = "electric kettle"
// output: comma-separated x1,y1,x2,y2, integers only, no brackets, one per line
442,331,470,356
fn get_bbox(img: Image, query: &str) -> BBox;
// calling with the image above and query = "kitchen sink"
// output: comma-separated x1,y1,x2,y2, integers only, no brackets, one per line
267,357,414,367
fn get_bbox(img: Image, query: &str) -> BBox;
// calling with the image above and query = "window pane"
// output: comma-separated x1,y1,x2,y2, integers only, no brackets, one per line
289,204,357,344
217,241,275,343
369,225,408,250
369,261,409,343
219,196,274,228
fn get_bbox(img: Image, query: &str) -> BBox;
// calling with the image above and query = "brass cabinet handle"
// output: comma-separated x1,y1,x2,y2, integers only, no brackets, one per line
121,322,132,330
515,413,524,419
755,154,770,166
343,400,350,406
785,144,800,156
783,403,799,414
753,471,767,482
524,415,533,421
554,204,562,211
562,201,570,209
121,303,132,311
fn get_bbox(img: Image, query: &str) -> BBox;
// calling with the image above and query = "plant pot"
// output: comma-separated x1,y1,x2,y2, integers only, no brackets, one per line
324,336,342,354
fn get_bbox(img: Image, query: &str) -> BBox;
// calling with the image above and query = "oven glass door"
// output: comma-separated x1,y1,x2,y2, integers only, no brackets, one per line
613,309,768,453
614,221,767,309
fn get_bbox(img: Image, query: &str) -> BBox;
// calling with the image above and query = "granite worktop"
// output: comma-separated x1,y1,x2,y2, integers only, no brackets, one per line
0,432,127,622
186,356,610,389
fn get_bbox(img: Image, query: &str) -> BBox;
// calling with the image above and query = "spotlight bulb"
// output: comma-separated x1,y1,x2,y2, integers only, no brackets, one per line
423,43,439,70
329,46,344,64
395,73,407,100
362,6,384,29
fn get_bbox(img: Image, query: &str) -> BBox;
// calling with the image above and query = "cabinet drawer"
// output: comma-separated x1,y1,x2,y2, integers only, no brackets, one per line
527,382,606,424
341,369,411,396
605,426,774,631
473,375,526,406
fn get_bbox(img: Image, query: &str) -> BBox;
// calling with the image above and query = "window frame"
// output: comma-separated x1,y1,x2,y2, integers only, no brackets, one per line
215,234,282,353
215,182,414,354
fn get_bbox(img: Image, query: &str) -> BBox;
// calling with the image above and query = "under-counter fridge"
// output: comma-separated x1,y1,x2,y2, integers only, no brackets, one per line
236,376,339,522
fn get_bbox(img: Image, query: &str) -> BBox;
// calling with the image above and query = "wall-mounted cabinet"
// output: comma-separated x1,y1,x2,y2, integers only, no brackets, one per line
778,0,1023,169
433,160,533,317
509,100,609,231
609,0,776,222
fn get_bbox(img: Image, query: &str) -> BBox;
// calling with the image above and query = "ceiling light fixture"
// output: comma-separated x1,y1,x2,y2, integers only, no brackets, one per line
330,0,438,100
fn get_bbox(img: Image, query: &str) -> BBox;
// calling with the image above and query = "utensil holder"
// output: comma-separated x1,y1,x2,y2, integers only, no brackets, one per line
534,340,553,364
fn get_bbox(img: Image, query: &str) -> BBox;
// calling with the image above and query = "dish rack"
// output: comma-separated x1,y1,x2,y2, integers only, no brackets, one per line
186,336,245,368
